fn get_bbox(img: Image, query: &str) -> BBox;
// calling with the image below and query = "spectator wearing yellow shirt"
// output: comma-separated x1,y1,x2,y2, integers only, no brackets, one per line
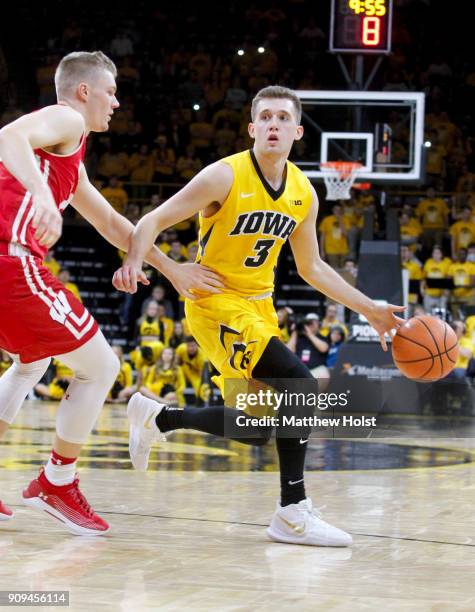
341,198,366,259
416,187,449,253
153,135,176,181
158,303,174,346
319,303,349,338
465,314,475,343
400,211,422,253
176,337,207,402
189,109,215,156
449,206,475,260
35,360,73,400
108,346,134,403
97,139,129,179
167,240,187,263
425,129,447,186
319,204,352,269
176,144,203,182
140,347,186,407
141,285,175,320
58,269,82,303
421,245,451,312
43,250,61,277
401,245,423,310
100,176,128,214
158,229,188,259
448,249,475,317
455,165,475,195
449,321,474,379
277,307,292,344
135,300,165,347
128,144,155,182
169,321,186,349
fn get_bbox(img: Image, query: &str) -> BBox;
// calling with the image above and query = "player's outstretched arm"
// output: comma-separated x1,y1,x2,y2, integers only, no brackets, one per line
290,187,405,351
0,105,85,248
72,164,226,299
113,161,234,294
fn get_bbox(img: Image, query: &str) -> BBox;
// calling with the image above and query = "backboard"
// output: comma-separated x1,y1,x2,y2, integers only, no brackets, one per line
295,90,425,184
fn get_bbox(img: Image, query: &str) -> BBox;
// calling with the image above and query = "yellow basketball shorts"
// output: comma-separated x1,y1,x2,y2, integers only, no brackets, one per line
184,294,280,396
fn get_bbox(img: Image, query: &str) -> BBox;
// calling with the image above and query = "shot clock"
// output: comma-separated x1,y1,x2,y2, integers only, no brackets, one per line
330,0,393,54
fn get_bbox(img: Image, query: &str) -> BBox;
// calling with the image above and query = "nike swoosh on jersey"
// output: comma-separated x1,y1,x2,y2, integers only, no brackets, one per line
299,438,308,445
240,192,255,198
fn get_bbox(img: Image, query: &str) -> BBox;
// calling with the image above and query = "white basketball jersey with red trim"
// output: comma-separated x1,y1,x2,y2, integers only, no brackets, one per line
0,134,87,259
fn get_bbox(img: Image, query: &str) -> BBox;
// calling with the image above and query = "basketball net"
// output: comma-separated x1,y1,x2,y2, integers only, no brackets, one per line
320,161,362,200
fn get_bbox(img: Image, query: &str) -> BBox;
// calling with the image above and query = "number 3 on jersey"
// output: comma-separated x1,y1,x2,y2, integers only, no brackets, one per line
245,239,275,267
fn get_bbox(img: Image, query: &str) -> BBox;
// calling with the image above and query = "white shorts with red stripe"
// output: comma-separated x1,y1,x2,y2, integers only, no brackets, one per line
0,254,98,363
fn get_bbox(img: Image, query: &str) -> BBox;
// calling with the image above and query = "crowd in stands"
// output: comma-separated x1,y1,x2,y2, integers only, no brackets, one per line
0,0,474,398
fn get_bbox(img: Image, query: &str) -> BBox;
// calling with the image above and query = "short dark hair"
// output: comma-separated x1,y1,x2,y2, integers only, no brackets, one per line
251,85,302,124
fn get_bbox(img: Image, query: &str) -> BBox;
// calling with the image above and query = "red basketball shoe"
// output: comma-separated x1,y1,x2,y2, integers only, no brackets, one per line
22,469,109,536
0,500,13,520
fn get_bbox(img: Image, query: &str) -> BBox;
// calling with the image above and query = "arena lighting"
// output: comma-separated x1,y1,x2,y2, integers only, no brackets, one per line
258,46,265,53
237,49,245,56
424,141,432,148
193,104,200,111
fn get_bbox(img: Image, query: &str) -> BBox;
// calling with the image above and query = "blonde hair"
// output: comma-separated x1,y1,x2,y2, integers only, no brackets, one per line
55,51,117,99
251,85,302,124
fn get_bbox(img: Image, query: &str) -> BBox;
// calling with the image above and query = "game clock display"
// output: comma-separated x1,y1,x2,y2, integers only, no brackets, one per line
330,0,393,54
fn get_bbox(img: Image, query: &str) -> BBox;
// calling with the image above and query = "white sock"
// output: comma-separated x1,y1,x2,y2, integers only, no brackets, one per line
44,457,76,486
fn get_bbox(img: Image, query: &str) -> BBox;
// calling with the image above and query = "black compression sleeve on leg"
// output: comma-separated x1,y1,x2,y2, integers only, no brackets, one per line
156,405,272,446
253,336,313,381
254,336,314,506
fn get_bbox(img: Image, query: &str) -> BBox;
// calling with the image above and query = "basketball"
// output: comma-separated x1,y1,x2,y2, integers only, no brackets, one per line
392,315,459,381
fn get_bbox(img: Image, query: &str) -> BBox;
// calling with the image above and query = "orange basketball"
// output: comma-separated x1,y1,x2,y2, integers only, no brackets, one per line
392,315,459,381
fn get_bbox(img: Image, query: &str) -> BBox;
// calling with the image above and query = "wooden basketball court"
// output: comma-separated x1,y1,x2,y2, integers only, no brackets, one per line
1,401,475,611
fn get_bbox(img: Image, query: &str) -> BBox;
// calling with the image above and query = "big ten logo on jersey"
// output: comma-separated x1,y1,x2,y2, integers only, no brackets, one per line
219,324,257,374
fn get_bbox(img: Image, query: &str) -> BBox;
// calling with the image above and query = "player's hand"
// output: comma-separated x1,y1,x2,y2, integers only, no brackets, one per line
31,190,63,248
365,302,406,352
168,262,225,300
112,260,150,293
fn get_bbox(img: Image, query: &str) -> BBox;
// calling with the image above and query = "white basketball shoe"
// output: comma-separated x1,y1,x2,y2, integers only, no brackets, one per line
127,393,167,470
267,498,352,547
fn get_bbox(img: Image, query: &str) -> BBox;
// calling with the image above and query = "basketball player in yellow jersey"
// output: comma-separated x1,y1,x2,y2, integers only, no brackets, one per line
114,86,405,547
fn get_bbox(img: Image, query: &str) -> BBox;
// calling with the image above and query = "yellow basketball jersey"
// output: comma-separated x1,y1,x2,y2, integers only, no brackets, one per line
139,317,162,344
197,150,312,297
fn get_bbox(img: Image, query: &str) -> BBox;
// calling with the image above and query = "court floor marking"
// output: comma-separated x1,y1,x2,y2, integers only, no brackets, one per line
6,508,468,548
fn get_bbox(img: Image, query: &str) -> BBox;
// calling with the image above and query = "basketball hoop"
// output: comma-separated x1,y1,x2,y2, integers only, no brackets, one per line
320,161,362,201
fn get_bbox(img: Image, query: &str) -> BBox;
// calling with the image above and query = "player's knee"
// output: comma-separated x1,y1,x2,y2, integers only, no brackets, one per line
77,345,119,385
111,350,121,376
247,428,273,446
254,337,314,380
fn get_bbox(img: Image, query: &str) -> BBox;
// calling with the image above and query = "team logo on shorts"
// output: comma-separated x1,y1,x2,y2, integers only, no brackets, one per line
219,324,257,372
